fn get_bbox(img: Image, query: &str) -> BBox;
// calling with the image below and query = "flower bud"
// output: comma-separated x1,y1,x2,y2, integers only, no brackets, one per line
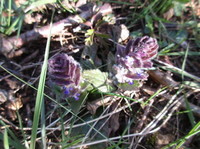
48,53,81,100
126,36,158,61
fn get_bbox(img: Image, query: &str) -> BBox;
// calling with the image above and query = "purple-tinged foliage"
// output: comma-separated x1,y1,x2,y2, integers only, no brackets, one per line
113,36,159,84
48,53,81,100
125,36,158,61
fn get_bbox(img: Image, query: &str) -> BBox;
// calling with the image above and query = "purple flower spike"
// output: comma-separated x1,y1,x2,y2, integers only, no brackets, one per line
113,36,159,84
74,93,80,101
63,86,81,100
127,36,158,61
48,53,82,100
128,81,134,85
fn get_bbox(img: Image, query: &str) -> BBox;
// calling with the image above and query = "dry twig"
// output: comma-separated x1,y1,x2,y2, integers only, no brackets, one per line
0,3,112,58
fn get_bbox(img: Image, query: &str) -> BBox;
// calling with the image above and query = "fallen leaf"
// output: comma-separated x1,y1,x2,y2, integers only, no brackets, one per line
0,89,8,105
6,98,23,110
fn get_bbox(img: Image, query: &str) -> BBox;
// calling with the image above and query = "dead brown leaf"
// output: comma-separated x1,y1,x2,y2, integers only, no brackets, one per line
0,90,7,105
148,69,179,87
6,97,23,111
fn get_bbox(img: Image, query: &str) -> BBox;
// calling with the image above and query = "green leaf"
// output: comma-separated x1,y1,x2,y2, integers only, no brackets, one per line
95,32,110,39
70,115,110,149
145,15,154,33
80,44,98,69
107,52,115,73
130,30,143,39
85,29,95,45
117,80,140,91
168,30,188,44
85,29,95,36
67,92,88,114
173,1,185,16
83,69,113,92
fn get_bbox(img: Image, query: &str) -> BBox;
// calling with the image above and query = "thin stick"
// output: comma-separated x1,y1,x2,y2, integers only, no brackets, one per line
0,3,112,58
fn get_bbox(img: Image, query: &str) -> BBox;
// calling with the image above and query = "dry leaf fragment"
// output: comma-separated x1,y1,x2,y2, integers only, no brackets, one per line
7,109,17,121
148,69,179,87
5,78,19,90
6,97,23,110
163,8,174,20
108,102,120,136
0,90,8,105
87,96,116,114
155,133,175,148
118,24,129,42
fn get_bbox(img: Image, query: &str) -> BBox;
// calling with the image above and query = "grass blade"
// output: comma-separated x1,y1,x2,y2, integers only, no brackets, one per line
176,126,200,149
30,10,54,149
0,120,25,149
41,99,46,149
163,122,200,149
181,45,189,80
16,111,29,148
3,128,9,149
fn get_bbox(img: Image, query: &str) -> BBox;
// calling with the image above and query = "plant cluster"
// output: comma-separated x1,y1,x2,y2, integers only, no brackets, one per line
48,36,159,100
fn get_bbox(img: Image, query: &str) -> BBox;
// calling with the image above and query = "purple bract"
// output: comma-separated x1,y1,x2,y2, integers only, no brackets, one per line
113,36,159,84
48,53,81,100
